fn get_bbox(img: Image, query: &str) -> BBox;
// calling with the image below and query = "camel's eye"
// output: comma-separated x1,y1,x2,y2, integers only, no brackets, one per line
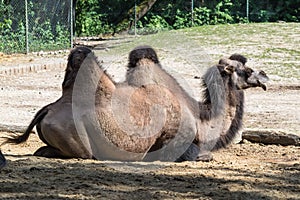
245,68,254,77
237,68,252,78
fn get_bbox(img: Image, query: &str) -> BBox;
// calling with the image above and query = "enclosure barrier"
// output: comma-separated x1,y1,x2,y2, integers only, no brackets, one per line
0,0,73,54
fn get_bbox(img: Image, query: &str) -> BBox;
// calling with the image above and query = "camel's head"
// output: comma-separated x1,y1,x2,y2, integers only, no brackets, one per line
219,54,269,91
128,45,160,68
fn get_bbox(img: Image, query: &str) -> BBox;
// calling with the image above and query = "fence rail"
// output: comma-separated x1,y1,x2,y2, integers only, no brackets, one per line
0,0,73,54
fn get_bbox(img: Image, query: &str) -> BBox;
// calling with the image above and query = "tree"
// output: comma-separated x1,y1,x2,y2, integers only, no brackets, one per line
75,0,158,35
112,0,158,34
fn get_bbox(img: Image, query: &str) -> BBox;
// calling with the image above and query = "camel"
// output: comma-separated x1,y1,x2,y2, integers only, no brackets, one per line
3,46,185,160
125,45,269,161
4,47,96,158
3,46,268,162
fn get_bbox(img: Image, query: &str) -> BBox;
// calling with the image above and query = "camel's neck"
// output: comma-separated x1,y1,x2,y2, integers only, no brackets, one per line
200,66,227,121
212,90,244,150
200,67,243,118
199,65,244,122
197,67,245,150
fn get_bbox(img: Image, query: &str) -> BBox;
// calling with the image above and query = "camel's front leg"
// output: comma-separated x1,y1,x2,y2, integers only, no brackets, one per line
0,150,6,168
34,146,69,158
175,142,199,162
176,143,213,162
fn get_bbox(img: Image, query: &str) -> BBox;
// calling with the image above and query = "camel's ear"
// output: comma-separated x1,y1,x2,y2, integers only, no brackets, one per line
224,65,235,74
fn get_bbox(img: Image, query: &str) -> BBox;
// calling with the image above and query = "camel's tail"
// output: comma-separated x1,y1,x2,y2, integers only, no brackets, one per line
3,104,50,145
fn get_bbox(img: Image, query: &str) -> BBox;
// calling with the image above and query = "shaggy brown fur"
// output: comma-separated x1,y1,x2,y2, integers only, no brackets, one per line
4,47,182,161
125,46,268,162
63,46,93,89
127,45,159,68
5,47,95,158
4,46,268,162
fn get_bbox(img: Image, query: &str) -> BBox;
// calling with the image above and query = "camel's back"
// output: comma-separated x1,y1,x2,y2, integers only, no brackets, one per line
126,60,198,112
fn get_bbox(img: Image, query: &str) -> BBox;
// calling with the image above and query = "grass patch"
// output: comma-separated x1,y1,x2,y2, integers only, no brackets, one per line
99,23,300,81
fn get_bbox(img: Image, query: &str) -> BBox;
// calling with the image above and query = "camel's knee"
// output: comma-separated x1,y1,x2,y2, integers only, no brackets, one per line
176,143,200,162
0,151,6,168
34,146,67,158
34,146,93,159
176,143,214,162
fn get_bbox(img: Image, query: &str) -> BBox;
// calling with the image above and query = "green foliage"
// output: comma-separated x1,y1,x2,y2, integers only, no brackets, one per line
1,0,299,53
0,2,23,52
211,0,234,24
0,2,12,33
135,14,170,34
75,0,114,36
0,1,71,53
75,0,134,36
72,0,300,36
173,9,191,30
170,0,235,29
193,7,212,26
247,0,300,22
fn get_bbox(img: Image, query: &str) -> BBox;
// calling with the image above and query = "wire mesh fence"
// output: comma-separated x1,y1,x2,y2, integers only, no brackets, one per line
0,0,73,54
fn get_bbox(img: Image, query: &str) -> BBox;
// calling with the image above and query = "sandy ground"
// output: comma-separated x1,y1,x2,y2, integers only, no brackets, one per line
0,35,299,199
1,133,299,200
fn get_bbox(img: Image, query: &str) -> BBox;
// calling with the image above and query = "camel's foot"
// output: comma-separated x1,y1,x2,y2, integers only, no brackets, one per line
0,151,6,169
175,143,200,162
175,143,214,162
196,152,213,162
34,146,67,158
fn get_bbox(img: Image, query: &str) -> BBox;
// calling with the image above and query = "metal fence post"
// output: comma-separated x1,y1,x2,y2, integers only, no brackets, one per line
134,0,137,36
25,0,29,54
191,0,194,26
246,0,249,21
70,0,73,48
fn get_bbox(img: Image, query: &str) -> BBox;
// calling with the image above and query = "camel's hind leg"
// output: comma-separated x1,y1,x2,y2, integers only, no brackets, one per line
34,146,68,158
0,151,6,168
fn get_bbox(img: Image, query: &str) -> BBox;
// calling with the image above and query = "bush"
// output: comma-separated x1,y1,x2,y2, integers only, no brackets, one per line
0,1,71,53
211,0,234,24
173,9,192,30
134,14,171,34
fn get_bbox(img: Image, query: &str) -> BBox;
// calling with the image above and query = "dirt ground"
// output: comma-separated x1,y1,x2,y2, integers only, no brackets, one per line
1,134,299,200
0,34,300,199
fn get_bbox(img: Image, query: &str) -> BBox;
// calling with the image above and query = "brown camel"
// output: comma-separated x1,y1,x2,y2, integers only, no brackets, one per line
125,45,268,161
4,46,268,162
4,46,184,160
4,47,96,158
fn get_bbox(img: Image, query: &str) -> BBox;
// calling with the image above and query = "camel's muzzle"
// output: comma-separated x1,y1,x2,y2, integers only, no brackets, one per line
247,70,269,90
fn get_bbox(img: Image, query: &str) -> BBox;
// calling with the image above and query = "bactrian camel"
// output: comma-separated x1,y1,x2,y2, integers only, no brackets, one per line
125,45,268,161
4,46,268,161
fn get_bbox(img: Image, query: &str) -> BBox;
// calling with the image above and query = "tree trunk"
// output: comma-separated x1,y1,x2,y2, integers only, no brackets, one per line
114,0,158,34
